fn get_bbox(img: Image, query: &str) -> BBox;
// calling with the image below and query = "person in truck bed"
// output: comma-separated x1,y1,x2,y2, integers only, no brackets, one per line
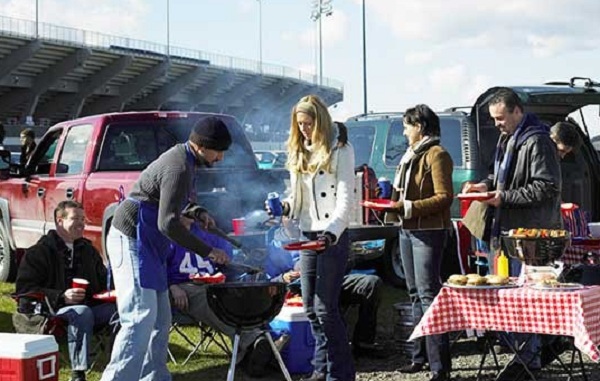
101,116,232,381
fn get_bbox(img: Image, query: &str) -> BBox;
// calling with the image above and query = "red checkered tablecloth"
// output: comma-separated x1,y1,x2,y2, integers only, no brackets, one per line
409,285,600,362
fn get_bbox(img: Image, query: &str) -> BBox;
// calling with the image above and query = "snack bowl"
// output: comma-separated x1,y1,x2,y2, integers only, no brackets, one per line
502,235,570,266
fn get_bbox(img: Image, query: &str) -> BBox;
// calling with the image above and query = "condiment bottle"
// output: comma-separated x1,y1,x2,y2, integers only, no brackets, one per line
497,250,509,277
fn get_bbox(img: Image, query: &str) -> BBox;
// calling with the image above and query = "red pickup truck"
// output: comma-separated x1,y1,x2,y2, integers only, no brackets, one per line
0,111,288,282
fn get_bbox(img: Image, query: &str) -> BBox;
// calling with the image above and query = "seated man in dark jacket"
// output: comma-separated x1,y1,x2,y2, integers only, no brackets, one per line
14,200,117,381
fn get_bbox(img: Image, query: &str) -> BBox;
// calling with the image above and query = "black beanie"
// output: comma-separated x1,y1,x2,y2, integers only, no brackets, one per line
189,116,232,151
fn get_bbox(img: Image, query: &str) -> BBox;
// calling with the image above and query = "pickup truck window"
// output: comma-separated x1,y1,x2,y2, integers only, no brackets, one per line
383,118,464,167
97,119,256,172
56,124,93,175
440,118,463,167
97,123,178,171
30,129,62,176
385,121,407,166
347,125,375,166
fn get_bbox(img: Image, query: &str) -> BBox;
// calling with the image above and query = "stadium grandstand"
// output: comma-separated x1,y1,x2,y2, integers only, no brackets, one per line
0,14,343,149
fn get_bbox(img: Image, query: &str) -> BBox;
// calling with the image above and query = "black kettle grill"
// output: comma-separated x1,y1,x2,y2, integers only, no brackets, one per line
207,281,291,381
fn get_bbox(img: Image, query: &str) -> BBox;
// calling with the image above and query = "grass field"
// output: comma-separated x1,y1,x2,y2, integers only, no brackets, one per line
0,281,407,381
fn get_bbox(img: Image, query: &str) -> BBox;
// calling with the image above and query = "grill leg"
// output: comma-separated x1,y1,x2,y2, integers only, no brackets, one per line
227,333,241,381
264,332,292,381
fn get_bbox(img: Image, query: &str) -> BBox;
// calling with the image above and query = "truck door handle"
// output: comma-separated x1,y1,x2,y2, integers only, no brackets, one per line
66,188,74,200
37,188,45,198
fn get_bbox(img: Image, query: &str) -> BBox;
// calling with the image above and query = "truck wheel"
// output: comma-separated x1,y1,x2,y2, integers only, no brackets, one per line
381,237,406,288
0,223,16,282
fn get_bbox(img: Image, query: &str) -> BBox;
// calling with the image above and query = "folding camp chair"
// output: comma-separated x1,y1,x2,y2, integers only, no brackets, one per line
12,291,119,372
168,309,231,365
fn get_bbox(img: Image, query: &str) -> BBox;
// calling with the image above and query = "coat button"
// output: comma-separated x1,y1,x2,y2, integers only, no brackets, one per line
321,192,327,197
319,170,325,175
325,213,330,218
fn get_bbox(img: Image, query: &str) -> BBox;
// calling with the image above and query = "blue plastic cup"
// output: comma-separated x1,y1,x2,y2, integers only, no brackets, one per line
377,178,392,199
267,192,283,217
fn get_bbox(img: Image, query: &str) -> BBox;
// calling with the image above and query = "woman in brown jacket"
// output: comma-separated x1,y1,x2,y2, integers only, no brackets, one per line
385,104,453,381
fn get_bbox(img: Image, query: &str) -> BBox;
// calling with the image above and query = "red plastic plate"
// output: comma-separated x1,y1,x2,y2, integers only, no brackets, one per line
189,273,226,284
360,199,395,211
92,291,117,302
456,192,493,201
283,240,325,251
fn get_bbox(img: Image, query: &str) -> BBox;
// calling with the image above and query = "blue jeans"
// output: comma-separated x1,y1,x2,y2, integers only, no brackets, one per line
56,303,117,371
399,229,451,373
100,228,172,381
300,231,355,381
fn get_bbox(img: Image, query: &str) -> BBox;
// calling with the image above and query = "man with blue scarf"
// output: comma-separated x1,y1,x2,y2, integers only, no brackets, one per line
464,88,562,381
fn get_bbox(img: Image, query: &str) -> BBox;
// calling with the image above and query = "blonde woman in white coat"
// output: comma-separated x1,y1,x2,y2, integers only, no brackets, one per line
278,95,355,381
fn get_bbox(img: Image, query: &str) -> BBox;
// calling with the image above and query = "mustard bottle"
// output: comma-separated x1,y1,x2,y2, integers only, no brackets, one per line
497,250,509,277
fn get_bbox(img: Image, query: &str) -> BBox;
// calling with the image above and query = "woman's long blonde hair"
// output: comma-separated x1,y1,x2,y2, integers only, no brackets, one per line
286,94,334,174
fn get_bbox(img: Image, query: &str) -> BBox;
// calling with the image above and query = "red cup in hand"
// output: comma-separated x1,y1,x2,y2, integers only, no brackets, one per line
72,278,89,290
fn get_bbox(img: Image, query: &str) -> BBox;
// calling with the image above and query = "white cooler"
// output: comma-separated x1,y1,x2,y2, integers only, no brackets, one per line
0,333,59,381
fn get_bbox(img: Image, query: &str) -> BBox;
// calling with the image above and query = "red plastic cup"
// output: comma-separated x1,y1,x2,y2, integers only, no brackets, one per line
72,278,89,290
232,218,245,235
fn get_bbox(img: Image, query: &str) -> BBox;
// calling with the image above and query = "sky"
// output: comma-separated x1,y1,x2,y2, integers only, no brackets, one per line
1,0,599,136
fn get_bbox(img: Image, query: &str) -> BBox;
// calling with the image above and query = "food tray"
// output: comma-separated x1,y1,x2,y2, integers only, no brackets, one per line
456,192,493,201
530,283,584,292
443,282,519,290
282,240,325,251
190,273,226,284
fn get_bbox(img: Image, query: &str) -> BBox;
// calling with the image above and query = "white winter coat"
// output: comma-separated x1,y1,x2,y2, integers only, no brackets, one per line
285,142,355,243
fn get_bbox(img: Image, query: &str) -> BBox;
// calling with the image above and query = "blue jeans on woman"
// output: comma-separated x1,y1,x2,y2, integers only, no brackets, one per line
399,229,451,373
56,303,117,371
100,227,172,381
300,231,355,381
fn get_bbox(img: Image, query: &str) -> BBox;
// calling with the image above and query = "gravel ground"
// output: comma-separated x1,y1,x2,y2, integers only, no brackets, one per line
236,285,599,381
249,334,599,381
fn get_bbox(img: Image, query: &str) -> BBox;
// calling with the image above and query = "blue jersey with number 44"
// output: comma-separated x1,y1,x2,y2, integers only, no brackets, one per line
167,224,233,285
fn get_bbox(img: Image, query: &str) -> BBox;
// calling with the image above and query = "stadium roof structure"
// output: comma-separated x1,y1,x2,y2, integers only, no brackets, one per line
0,15,343,128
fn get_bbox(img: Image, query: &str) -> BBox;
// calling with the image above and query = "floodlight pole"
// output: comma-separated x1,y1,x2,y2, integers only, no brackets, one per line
35,0,39,38
362,0,367,114
166,0,170,56
311,0,333,86
257,0,263,72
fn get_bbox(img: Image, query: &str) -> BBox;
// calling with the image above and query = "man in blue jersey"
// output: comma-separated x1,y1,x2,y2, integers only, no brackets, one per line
167,206,275,377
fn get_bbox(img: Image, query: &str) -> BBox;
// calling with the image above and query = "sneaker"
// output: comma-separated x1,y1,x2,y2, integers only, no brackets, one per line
245,336,274,378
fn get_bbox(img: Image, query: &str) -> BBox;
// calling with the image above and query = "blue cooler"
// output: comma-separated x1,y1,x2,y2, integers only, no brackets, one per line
269,306,315,374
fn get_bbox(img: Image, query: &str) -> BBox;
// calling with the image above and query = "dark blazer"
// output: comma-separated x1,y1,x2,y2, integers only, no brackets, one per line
15,230,108,310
